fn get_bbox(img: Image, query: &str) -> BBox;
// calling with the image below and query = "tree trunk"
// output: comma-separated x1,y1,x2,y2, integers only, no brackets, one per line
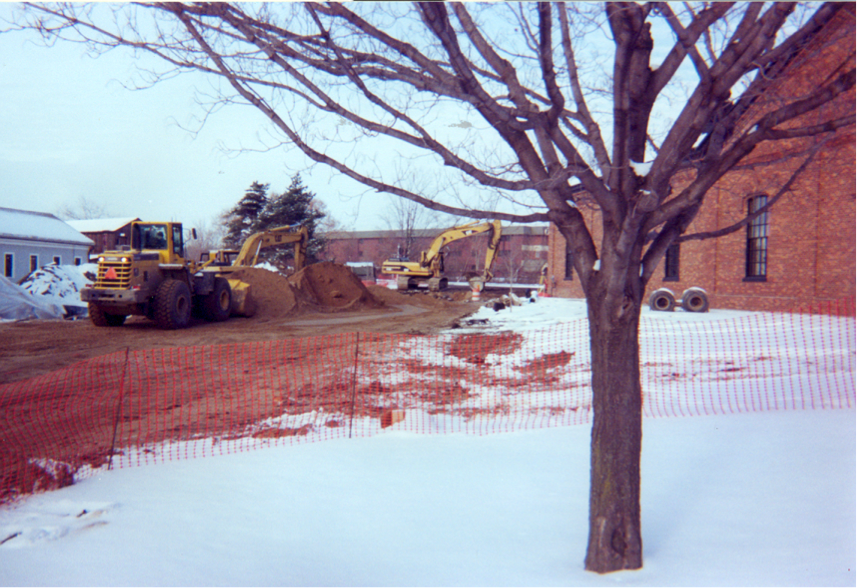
584,293,644,573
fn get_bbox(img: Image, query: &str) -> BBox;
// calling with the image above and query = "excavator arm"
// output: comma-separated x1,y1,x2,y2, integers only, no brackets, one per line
418,220,501,274
233,224,309,269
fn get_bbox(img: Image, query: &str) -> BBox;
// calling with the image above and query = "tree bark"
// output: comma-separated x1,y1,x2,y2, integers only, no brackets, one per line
584,290,644,573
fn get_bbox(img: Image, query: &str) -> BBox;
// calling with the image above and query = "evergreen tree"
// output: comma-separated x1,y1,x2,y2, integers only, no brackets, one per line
257,174,327,268
223,181,269,247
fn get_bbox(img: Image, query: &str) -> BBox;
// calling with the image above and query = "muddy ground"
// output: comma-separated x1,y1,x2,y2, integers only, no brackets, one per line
0,263,537,500
0,263,505,384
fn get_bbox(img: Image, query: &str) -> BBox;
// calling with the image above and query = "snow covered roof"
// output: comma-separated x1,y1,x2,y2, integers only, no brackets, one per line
66,217,139,234
0,207,94,247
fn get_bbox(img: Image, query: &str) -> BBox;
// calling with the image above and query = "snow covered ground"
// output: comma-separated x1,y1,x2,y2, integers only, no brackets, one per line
0,299,854,586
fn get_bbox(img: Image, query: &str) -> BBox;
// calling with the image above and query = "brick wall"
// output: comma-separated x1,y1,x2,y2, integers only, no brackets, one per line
547,8,855,312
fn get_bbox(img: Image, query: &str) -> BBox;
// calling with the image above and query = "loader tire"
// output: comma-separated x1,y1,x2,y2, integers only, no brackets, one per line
88,303,127,327
648,288,676,312
153,279,192,330
202,277,232,322
681,288,710,313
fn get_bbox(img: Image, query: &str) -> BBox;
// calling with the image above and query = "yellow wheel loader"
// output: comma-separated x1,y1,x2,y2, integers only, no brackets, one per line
381,220,502,292
81,222,239,329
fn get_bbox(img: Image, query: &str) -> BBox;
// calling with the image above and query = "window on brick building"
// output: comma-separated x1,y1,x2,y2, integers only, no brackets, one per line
564,240,574,280
745,194,769,281
664,243,680,281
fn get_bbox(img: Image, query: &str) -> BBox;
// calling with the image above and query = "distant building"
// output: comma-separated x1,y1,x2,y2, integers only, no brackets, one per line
0,207,94,283
66,217,140,255
323,224,549,285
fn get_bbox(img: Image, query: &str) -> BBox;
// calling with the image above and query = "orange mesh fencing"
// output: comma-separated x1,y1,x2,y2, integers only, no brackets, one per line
1,298,854,503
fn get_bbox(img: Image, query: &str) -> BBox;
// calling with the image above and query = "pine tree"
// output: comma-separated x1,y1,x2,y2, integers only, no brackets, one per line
223,181,269,247
257,174,326,267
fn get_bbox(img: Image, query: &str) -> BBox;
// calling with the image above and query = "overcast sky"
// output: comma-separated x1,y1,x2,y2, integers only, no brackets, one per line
0,3,402,232
0,3,728,235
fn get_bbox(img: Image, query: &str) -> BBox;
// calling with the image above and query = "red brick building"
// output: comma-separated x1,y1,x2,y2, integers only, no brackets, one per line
322,224,549,284
547,8,855,312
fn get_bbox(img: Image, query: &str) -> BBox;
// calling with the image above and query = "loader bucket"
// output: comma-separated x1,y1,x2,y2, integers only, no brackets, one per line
227,279,257,317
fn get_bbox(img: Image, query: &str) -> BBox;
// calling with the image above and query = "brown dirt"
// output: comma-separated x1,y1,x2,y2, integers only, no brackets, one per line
0,262,483,384
0,264,532,502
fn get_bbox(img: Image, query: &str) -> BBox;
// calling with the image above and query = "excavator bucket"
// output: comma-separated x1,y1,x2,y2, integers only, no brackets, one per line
227,279,257,317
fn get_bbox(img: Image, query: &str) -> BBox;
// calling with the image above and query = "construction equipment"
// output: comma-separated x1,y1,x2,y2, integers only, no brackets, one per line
381,220,502,292
200,224,308,273
198,224,308,317
81,221,237,329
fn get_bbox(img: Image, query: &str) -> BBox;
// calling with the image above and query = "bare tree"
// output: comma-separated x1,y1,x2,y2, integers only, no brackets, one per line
55,195,111,220
184,216,226,263
379,163,455,261
10,2,854,573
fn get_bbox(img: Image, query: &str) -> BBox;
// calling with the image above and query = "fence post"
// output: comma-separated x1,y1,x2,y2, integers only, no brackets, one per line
108,347,131,470
348,333,360,439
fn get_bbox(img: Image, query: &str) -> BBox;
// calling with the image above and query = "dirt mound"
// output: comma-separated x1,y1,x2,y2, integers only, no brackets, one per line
226,267,299,319
288,262,384,313
368,285,461,309
228,263,385,318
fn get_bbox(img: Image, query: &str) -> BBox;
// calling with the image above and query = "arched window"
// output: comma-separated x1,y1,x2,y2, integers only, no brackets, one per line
745,194,769,280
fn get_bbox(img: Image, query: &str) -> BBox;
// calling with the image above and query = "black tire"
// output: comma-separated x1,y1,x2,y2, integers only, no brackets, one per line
153,279,192,330
648,288,676,312
88,303,127,327
681,288,710,313
202,277,232,322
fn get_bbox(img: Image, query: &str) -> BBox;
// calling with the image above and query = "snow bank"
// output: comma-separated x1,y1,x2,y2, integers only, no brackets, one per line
0,410,852,587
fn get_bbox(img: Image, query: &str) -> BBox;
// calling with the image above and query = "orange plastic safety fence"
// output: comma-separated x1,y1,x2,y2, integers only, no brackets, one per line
1,299,854,504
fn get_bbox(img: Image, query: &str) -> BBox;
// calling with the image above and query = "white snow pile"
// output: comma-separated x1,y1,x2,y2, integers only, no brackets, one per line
19,263,97,313
1,263,97,321
0,276,65,321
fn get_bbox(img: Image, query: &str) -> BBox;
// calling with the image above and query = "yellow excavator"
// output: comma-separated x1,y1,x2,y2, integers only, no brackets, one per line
199,224,308,315
200,224,308,272
381,220,502,291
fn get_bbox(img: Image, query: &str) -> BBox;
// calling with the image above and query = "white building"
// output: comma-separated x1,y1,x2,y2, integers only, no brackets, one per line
0,207,94,283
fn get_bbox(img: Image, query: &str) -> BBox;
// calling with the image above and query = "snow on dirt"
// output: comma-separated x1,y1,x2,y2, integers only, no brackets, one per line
0,298,853,586
18,263,98,311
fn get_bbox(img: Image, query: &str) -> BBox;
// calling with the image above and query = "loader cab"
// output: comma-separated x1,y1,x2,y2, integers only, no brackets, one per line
131,222,185,262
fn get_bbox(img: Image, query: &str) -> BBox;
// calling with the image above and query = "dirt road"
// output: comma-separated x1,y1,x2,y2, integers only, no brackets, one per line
0,285,481,384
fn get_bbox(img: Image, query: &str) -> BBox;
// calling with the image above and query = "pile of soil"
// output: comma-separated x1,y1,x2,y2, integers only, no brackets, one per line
228,262,384,319
227,267,299,319
289,262,384,313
